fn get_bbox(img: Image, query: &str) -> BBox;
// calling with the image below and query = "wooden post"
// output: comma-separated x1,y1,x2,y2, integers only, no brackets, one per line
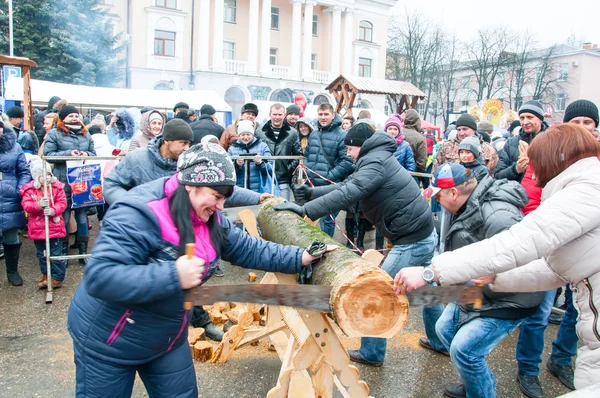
22,66,33,130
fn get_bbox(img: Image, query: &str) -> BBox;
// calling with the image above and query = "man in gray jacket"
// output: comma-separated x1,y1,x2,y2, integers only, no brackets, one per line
420,163,543,398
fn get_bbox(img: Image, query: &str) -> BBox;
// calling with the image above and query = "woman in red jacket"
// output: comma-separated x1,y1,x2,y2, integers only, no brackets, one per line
20,156,68,288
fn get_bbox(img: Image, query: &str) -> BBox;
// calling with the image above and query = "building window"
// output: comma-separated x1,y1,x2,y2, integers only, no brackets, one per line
556,94,567,111
311,54,317,70
224,0,236,23
312,15,318,36
223,41,235,60
271,7,279,30
558,62,569,81
154,30,175,56
358,57,372,77
155,0,177,9
269,48,278,65
358,20,373,42
462,100,469,107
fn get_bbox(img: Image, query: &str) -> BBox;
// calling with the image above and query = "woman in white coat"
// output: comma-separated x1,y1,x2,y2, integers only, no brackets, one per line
395,123,600,390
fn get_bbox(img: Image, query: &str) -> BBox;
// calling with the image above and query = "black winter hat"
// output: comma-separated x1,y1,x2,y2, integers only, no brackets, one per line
59,105,79,120
173,102,189,112
563,99,599,127
344,123,375,147
241,103,259,116
88,125,102,135
200,104,216,115
6,106,24,119
455,114,477,131
519,100,545,121
286,104,301,115
163,119,193,142
141,105,155,114
508,120,521,133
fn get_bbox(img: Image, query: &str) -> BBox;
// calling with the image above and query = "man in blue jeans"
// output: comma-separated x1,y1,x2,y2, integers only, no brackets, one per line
413,163,544,397
277,123,441,365
516,286,578,397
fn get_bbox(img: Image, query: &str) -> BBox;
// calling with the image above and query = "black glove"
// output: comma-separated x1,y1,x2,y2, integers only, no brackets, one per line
292,184,312,204
298,240,327,284
273,202,306,217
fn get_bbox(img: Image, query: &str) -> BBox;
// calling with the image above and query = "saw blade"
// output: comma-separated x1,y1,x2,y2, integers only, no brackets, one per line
404,285,483,306
187,284,333,312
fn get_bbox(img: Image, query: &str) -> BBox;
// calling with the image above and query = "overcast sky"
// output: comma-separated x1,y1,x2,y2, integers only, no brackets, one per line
393,0,600,48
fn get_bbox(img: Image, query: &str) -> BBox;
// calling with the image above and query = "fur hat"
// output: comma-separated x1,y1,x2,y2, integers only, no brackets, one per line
29,156,57,189
241,103,259,116
177,143,236,186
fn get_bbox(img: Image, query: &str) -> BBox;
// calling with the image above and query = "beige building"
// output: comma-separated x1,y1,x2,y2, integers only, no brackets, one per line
101,0,397,115
421,43,600,127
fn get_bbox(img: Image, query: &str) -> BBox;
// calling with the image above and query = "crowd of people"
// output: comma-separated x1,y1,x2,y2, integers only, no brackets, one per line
1,94,599,398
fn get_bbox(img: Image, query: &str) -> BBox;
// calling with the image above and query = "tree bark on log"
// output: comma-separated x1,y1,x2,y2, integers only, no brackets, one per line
258,198,408,338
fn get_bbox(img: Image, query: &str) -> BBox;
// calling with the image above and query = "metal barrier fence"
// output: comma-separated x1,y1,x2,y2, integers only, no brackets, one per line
38,153,432,296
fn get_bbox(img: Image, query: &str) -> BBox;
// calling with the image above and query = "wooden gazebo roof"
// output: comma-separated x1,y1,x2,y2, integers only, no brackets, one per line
325,75,426,116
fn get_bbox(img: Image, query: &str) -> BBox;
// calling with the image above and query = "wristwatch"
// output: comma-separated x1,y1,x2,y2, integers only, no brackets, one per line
422,267,435,283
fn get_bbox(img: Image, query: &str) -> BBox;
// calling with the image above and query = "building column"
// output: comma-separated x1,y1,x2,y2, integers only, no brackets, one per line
260,0,272,74
302,0,316,79
342,9,354,76
198,0,210,70
212,0,224,70
247,0,260,73
329,6,342,77
290,0,303,78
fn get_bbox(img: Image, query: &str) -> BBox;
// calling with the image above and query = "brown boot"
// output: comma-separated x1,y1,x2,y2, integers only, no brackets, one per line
51,279,63,289
37,274,48,289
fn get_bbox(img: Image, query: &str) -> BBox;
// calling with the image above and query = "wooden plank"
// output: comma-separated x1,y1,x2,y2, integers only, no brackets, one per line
361,249,384,267
22,66,33,130
238,209,262,239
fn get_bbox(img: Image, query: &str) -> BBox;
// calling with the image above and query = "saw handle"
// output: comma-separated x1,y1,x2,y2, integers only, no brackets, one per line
183,243,195,310
473,283,483,309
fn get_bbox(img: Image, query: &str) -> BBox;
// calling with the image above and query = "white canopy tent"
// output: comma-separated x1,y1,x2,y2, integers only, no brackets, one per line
4,77,231,114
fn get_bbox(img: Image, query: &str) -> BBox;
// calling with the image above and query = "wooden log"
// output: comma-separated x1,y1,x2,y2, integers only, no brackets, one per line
257,198,409,338
193,341,213,362
209,308,228,326
188,327,206,345
249,272,257,282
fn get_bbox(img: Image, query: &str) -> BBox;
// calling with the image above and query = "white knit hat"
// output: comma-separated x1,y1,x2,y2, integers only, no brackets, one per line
237,120,255,135
29,156,57,189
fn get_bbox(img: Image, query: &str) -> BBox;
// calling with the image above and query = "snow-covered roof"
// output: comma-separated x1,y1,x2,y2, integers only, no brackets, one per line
4,77,231,112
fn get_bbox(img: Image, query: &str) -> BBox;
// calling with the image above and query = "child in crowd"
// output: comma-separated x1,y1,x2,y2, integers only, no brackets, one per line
227,120,275,193
20,156,68,289
384,115,416,172
458,136,489,181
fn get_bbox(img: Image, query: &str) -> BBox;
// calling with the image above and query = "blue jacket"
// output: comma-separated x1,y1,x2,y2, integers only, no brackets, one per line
303,114,353,186
68,176,303,365
394,137,416,172
228,137,273,193
0,128,32,230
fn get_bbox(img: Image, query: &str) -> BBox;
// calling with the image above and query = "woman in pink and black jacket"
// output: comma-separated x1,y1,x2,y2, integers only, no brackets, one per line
67,143,332,397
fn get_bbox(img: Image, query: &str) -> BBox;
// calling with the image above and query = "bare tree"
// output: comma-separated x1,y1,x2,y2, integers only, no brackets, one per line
505,31,537,109
465,28,515,102
386,9,446,116
435,34,461,126
531,44,564,103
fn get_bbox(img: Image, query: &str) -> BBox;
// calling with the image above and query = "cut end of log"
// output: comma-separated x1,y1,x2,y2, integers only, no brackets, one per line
248,272,257,282
188,327,206,345
334,271,409,338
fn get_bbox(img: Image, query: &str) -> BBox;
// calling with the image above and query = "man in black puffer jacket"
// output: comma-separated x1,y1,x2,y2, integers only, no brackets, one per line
189,104,225,143
495,100,547,182
301,103,353,236
276,124,439,366
256,103,303,201
421,162,544,398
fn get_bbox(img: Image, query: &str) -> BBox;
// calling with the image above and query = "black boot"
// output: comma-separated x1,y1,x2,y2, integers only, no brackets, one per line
375,234,384,251
4,243,23,286
356,219,370,251
345,218,356,248
76,236,89,265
